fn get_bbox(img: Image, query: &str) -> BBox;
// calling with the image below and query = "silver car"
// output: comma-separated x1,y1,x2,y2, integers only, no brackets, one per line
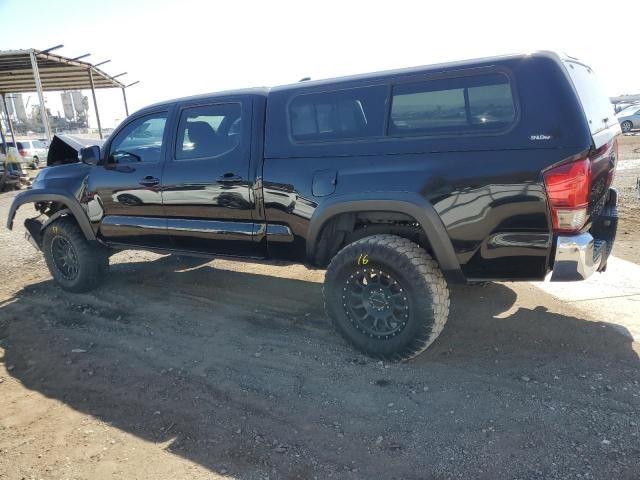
7,139,49,168
617,105,640,133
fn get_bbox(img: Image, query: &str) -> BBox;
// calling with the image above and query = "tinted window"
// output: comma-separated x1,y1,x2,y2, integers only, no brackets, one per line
109,113,167,164
390,73,515,135
6,142,25,149
289,86,386,142
563,60,616,136
176,103,241,160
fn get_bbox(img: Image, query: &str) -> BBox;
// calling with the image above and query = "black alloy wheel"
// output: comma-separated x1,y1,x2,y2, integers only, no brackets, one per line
342,267,410,339
51,236,80,280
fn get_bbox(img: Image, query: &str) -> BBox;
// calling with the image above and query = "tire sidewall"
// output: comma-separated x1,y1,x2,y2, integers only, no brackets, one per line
43,223,82,289
325,240,437,358
42,219,106,292
622,121,632,133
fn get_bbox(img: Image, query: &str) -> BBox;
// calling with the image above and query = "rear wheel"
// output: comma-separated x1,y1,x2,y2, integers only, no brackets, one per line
42,218,108,292
324,234,449,361
621,121,633,133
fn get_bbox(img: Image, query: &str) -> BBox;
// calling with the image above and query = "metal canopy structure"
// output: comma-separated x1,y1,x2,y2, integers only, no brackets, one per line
0,49,124,92
0,46,138,143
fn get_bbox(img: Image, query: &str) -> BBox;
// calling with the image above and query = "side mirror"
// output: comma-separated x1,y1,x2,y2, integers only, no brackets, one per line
79,145,101,165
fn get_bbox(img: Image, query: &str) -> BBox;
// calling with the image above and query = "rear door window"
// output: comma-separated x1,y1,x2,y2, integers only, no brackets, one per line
289,85,387,142
175,103,242,160
390,73,516,136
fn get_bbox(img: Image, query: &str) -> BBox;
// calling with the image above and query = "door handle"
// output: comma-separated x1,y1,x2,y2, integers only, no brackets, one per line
139,176,160,187
217,172,243,183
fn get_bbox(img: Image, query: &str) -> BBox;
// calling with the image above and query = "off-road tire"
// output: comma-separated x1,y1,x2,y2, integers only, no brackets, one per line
42,217,108,292
324,234,450,361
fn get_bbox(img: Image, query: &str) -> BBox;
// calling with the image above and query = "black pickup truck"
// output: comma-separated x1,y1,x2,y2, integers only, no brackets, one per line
6,51,620,360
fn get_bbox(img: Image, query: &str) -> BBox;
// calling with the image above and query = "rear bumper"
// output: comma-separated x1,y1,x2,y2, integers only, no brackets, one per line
550,188,618,281
550,233,604,281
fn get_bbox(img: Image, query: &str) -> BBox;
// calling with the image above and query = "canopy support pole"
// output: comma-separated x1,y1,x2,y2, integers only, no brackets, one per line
88,68,103,140
29,51,52,142
0,109,6,148
121,87,129,117
1,93,16,144
0,115,5,188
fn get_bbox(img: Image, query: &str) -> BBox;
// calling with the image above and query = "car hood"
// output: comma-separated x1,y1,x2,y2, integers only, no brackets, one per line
47,134,104,167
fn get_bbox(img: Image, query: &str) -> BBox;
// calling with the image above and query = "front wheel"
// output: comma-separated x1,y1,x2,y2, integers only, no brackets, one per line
42,218,109,292
324,234,450,361
621,121,633,133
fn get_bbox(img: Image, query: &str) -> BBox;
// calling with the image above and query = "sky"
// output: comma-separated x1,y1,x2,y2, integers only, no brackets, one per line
1,0,638,129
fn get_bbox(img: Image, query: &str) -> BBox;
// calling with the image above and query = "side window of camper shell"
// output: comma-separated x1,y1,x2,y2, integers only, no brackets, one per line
289,85,387,142
389,73,516,136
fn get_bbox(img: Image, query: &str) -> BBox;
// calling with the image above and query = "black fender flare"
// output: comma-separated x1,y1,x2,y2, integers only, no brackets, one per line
6,189,96,241
40,207,73,232
307,192,464,282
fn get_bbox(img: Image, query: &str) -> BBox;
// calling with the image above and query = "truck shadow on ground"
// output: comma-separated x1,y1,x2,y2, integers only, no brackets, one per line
1,254,639,479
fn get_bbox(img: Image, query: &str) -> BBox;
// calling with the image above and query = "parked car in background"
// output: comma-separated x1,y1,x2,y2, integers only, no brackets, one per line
5,139,49,168
614,101,640,114
615,103,639,114
617,105,640,133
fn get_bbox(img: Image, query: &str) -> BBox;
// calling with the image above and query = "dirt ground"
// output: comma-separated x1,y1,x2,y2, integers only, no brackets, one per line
0,140,639,480
613,135,640,264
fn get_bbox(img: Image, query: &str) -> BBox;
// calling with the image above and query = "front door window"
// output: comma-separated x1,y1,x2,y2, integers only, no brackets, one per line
109,113,168,164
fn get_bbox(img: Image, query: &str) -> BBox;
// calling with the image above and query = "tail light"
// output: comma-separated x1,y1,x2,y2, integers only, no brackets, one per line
543,157,591,232
18,149,27,157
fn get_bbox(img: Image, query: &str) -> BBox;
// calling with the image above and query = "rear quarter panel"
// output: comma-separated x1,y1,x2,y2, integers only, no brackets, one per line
263,146,583,280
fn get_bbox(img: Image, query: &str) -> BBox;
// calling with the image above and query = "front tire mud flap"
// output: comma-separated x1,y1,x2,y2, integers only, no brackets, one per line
24,217,44,250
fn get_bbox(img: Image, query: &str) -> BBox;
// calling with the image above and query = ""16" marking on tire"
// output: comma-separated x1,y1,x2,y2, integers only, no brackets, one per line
357,253,369,265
